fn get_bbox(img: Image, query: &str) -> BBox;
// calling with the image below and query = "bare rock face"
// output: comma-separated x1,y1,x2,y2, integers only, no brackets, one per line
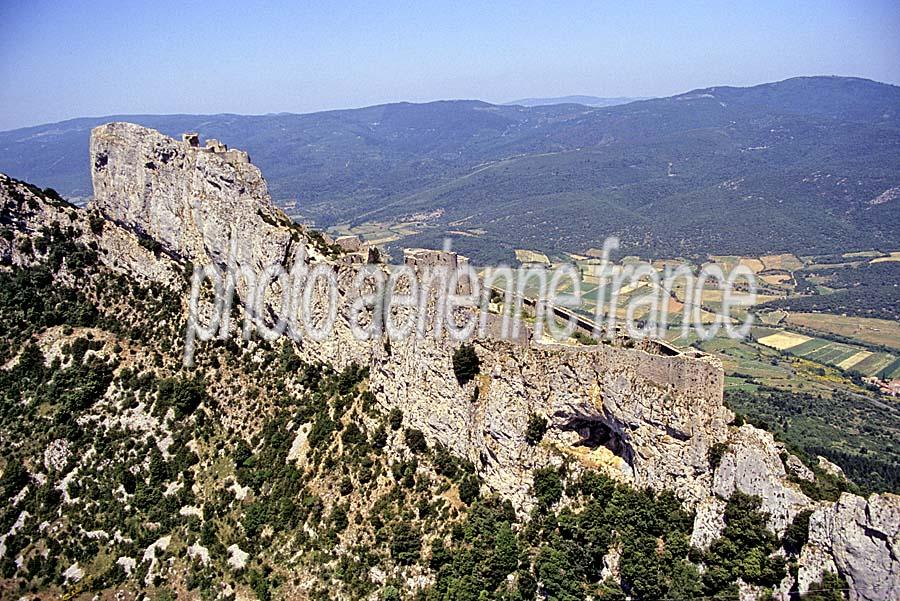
785,453,815,483
0,174,75,267
712,425,813,535
68,123,900,598
86,123,734,512
798,493,900,601
0,173,181,285
90,122,296,273
690,496,727,549
701,424,900,599
817,456,846,480
373,336,731,511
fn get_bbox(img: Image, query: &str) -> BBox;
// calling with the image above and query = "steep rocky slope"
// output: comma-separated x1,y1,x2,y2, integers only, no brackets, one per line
88,122,733,512
0,125,897,600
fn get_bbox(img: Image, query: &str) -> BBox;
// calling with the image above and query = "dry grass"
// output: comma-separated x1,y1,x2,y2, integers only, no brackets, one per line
739,258,765,273
515,249,550,264
709,255,740,272
757,331,812,350
761,253,803,271
871,251,900,264
760,273,790,286
651,259,690,270
837,351,872,370
785,312,900,351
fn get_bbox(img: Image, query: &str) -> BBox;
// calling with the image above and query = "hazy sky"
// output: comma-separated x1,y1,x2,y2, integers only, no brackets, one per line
1,0,898,131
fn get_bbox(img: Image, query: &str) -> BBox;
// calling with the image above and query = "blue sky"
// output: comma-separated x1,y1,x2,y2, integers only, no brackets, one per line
1,0,898,130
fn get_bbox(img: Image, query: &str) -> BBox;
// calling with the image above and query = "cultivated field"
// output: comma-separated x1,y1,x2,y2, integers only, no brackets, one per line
758,328,900,378
756,331,811,350
785,313,900,351
761,253,804,271
514,249,550,264
871,252,900,264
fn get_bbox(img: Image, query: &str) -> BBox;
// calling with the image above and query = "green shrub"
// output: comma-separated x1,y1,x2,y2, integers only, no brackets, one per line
382,586,400,601
390,521,421,564
404,428,428,454
452,344,480,385
702,492,785,595
138,236,162,255
89,214,105,235
782,509,812,556
533,466,564,508
157,376,206,419
371,426,388,449
708,442,728,470
573,330,599,345
388,408,403,430
0,460,29,499
525,413,548,445
458,475,480,505
803,571,848,601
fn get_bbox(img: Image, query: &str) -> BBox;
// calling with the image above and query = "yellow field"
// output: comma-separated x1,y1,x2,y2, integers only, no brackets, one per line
761,253,803,271
618,281,647,295
709,256,740,272
759,310,787,325
785,313,900,351
871,252,900,264
757,331,812,350
659,295,686,314
739,258,765,273
515,249,550,264
761,273,790,286
669,286,779,308
586,248,611,258
328,219,426,246
652,259,688,270
692,289,780,304
837,351,872,370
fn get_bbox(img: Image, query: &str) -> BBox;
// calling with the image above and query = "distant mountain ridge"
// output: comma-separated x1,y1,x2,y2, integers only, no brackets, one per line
1,76,898,261
504,95,650,107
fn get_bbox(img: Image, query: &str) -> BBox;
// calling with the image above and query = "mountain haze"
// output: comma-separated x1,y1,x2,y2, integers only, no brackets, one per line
504,95,650,107
1,76,898,260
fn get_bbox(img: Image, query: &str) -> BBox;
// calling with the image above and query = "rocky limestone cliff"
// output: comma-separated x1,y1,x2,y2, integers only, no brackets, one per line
799,493,900,601
373,335,731,510
1,173,181,285
712,425,811,536
91,122,300,273
87,123,734,510
80,123,900,600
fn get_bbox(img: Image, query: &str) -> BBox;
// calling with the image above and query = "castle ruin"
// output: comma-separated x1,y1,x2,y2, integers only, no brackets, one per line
181,132,250,165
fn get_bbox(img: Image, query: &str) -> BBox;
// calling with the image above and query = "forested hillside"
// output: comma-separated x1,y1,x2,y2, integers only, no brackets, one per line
1,76,899,260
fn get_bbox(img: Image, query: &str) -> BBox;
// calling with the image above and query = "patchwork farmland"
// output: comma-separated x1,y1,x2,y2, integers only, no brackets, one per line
758,330,900,379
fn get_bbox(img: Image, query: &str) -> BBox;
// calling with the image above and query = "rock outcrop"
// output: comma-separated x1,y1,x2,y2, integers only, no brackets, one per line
87,122,732,511
74,123,900,598
0,173,181,284
373,334,730,509
712,425,812,535
799,493,900,601
90,122,298,273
